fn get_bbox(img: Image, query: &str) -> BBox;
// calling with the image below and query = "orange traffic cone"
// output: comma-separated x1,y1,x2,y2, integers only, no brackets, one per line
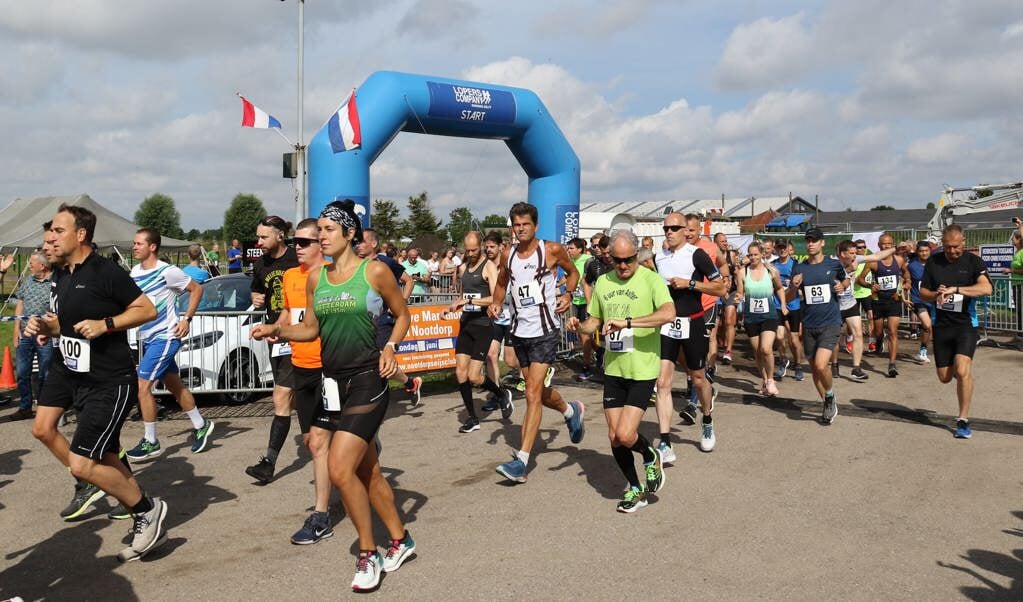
0,346,16,389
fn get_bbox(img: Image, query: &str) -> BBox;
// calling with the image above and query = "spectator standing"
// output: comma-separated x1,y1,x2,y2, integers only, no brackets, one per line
11,251,54,420
227,239,243,274
183,244,211,284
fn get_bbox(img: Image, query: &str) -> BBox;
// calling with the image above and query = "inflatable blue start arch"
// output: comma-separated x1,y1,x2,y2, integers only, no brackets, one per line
308,71,580,244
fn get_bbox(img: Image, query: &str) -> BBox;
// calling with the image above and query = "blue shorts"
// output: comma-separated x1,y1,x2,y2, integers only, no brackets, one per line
138,338,181,381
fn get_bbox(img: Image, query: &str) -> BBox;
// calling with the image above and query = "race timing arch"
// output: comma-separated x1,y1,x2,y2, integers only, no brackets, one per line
308,71,580,244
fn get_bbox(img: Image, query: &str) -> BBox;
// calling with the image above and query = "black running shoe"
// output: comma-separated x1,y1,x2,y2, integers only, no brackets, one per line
61,481,105,521
851,367,868,381
245,457,276,484
458,418,480,433
499,388,514,420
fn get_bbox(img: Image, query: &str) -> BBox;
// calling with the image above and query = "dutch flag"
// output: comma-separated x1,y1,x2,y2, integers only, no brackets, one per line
327,90,361,153
238,94,282,129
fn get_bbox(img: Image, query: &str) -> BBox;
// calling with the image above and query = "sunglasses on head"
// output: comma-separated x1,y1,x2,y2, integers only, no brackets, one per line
663,225,684,233
293,237,318,248
611,254,637,265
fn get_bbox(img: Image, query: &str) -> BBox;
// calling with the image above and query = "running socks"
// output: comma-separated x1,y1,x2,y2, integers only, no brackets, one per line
131,494,154,515
611,445,641,489
630,434,656,464
458,381,477,420
143,422,157,444
562,404,575,419
660,432,671,445
185,407,205,430
703,415,713,425
515,450,530,464
481,377,502,396
266,415,291,465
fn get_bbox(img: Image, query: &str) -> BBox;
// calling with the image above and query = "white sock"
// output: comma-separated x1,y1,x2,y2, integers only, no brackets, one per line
143,422,157,443
516,450,530,464
562,403,575,419
186,407,205,430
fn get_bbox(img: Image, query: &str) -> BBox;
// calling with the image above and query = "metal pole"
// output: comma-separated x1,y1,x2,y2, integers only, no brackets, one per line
294,0,306,224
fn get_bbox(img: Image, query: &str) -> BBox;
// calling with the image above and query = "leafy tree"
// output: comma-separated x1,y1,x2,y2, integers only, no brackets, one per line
871,204,895,211
403,191,442,239
135,193,184,238
481,213,507,227
223,193,267,243
445,207,477,243
926,201,936,210
371,198,404,243
975,188,994,199
185,228,201,241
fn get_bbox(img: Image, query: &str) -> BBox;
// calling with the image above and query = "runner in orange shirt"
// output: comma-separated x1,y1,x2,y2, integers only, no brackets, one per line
278,218,334,545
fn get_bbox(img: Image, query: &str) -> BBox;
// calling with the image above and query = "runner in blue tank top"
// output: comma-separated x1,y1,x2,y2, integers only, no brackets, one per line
907,240,935,364
856,233,911,378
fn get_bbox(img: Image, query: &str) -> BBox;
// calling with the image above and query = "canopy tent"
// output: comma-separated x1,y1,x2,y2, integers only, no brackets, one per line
0,194,194,252
765,213,814,230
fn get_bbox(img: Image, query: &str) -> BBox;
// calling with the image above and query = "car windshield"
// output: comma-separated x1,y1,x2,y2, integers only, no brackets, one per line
176,276,254,313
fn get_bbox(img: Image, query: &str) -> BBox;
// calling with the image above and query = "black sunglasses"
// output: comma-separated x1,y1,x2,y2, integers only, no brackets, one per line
855,245,866,250
663,225,684,233
293,237,318,248
611,254,637,265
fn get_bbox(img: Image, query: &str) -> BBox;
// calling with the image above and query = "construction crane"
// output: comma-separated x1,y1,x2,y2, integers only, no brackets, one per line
926,181,1023,242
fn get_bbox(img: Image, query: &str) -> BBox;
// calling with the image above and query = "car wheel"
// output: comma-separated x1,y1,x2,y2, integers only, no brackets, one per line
218,349,257,405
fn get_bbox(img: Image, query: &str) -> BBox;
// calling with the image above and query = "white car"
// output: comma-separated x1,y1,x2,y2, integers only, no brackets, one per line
137,272,273,404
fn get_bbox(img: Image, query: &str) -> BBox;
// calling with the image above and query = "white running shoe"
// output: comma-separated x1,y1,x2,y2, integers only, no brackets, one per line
700,421,716,452
351,551,383,591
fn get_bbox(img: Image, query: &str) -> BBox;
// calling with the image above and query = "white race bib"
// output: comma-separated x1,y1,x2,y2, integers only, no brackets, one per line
571,286,584,300
660,316,691,340
939,293,964,313
60,336,91,373
290,309,305,325
878,275,898,291
515,283,540,308
749,297,770,314
804,284,832,305
462,292,482,312
322,376,341,411
271,342,292,357
606,327,635,353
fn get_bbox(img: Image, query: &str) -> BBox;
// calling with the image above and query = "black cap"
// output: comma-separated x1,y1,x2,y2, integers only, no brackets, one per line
916,240,931,249
804,227,824,241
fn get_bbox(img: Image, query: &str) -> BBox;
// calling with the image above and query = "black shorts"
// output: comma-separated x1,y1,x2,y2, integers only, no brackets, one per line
292,366,322,434
721,292,740,308
704,304,719,328
492,323,511,347
858,297,873,315
913,302,936,319
70,381,138,460
873,299,903,319
269,350,295,389
602,375,656,410
745,319,778,338
778,308,802,331
660,317,708,370
312,370,389,442
572,304,589,321
932,327,979,368
511,331,560,367
456,320,492,362
37,361,74,409
802,324,842,358
375,311,396,350
840,301,861,321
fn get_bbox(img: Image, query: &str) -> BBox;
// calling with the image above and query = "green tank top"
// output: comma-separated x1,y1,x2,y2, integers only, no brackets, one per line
743,267,776,322
853,262,872,299
314,260,384,377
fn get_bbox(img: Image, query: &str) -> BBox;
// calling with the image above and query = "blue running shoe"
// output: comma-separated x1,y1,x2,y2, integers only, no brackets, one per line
291,511,333,545
126,438,162,462
793,365,805,382
954,419,972,439
774,358,789,380
566,401,585,443
496,454,528,483
191,419,215,453
481,393,500,412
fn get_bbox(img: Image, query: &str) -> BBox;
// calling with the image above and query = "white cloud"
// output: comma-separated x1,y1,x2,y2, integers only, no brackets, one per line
906,133,969,164
715,13,816,90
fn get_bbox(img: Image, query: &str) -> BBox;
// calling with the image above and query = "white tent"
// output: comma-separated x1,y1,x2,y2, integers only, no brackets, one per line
0,194,194,252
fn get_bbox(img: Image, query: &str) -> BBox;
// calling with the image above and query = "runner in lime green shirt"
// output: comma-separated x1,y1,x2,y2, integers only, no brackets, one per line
566,230,674,513
565,238,593,377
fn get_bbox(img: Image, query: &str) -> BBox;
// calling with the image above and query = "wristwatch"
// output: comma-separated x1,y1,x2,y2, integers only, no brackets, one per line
104,317,115,331
626,317,632,329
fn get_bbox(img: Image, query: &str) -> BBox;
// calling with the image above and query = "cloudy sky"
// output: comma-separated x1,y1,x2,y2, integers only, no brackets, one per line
2,0,1021,229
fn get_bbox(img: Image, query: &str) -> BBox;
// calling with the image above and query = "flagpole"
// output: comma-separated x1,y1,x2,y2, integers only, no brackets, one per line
294,0,306,226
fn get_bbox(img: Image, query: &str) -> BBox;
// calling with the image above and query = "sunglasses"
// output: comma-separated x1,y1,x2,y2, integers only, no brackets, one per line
855,245,866,250
663,225,684,233
293,237,319,248
611,254,637,265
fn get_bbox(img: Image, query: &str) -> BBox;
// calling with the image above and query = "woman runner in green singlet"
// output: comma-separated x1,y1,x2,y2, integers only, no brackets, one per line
252,200,416,592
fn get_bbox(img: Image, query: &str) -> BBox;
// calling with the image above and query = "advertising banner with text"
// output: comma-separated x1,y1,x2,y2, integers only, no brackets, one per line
395,304,461,374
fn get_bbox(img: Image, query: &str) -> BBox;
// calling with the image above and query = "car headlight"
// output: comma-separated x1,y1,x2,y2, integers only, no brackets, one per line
180,331,224,352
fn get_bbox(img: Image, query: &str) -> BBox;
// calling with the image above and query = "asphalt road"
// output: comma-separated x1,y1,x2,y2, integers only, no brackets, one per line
0,339,1020,600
